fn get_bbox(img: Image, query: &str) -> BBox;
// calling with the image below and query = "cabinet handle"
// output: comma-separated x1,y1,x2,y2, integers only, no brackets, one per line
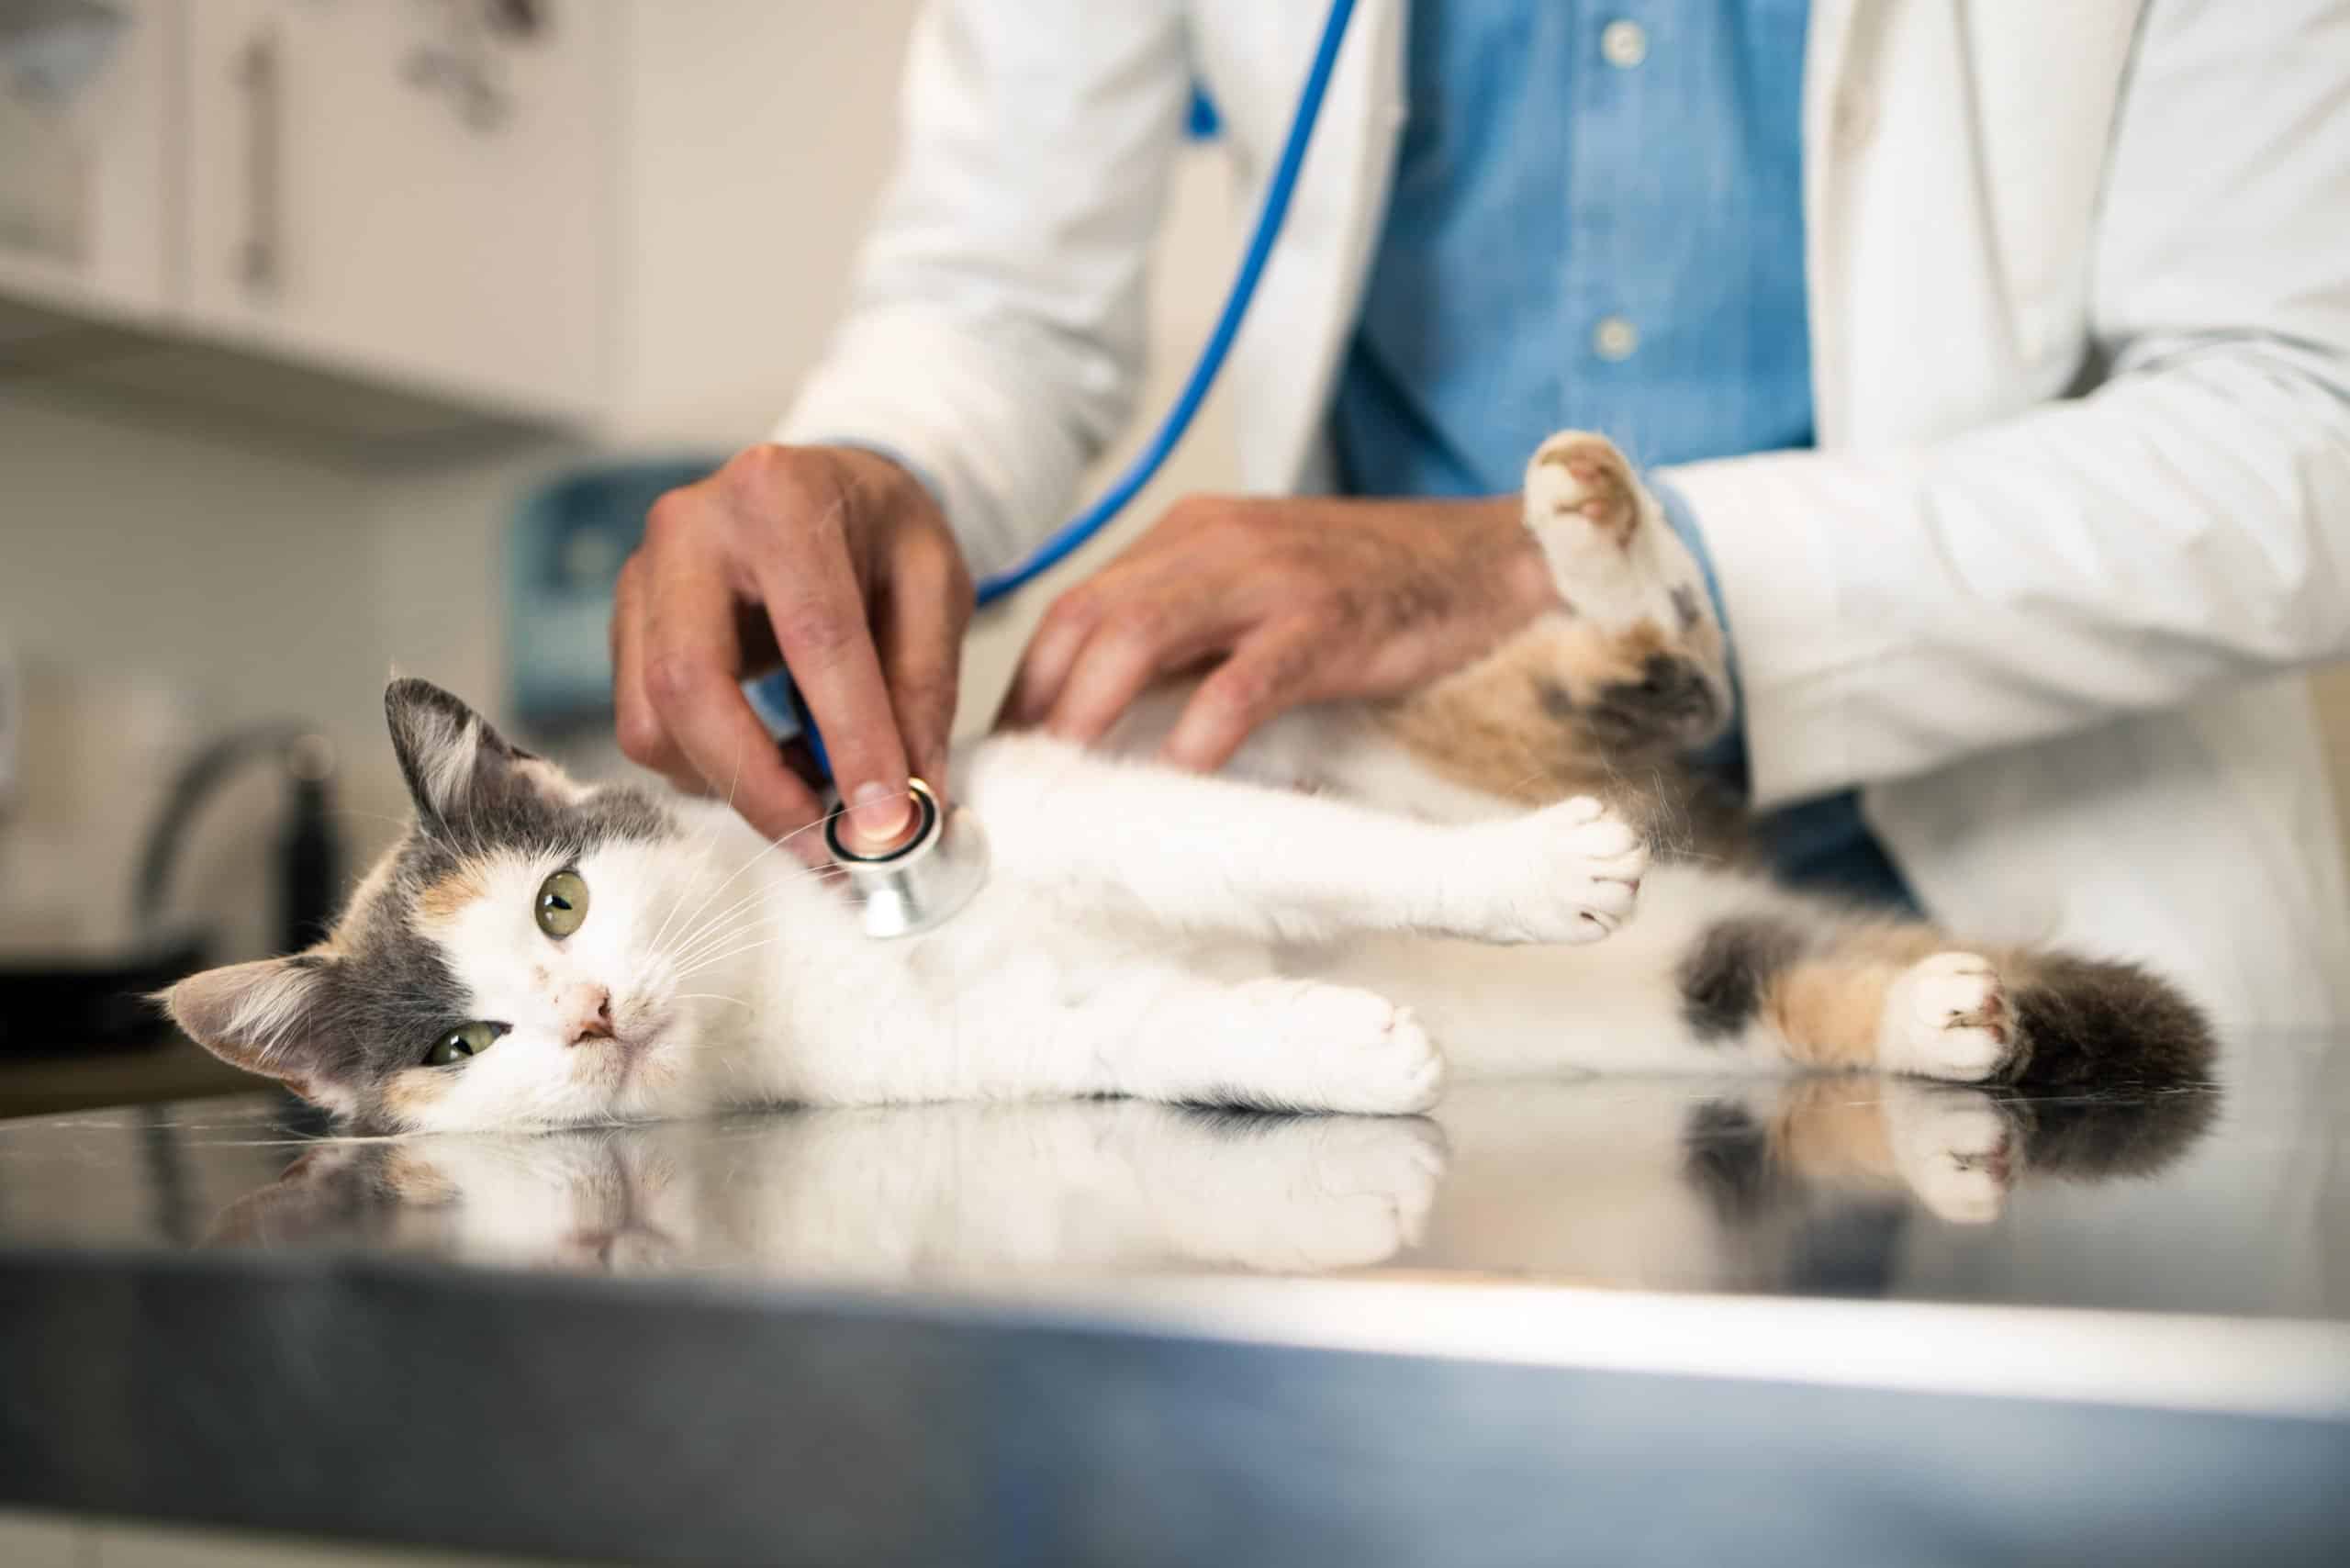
234,26,282,296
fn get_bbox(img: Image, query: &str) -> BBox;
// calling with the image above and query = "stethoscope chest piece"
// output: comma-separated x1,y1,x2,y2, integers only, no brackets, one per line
823,778,990,938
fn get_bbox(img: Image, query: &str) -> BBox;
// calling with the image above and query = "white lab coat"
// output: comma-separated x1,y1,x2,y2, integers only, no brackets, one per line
778,0,2350,1029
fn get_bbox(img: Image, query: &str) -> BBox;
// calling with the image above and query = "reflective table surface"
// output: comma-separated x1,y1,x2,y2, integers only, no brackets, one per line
4,1040,2347,1565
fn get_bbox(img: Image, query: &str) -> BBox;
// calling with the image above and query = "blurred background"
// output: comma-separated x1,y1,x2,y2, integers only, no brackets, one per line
0,0,1248,1115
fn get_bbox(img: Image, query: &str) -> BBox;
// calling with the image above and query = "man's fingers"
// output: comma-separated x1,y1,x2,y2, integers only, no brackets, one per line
612,553,719,797
1039,611,1186,747
1034,560,1241,745
1159,624,1324,773
610,556,667,769
875,527,972,794
999,589,1100,732
748,521,912,850
640,536,829,856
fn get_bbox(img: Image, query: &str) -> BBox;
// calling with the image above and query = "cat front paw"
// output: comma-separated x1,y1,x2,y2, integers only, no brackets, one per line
1883,1081,2018,1226
1452,796,1649,945
1877,952,2024,1082
1263,984,1447,1115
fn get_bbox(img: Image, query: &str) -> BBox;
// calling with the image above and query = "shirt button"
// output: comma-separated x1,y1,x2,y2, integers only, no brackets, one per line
1593,316,1640,361
1600,20,1649,69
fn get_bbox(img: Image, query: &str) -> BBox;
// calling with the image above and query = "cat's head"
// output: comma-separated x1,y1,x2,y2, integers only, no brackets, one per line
164,679,736,1133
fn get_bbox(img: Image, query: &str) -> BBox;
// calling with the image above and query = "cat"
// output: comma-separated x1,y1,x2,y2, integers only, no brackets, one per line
162,432,2216,1135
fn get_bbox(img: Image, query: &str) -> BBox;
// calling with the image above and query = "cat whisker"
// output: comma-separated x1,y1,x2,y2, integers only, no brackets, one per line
663,882,784,969
675,991,752,1009
673,934,789,981
658,795,902,966
666,921,767,979
655,795,882,958
663,856,848,971
647,740,750,953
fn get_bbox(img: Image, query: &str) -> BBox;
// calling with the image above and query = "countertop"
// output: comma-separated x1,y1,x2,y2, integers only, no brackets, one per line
4,1038,2347,1566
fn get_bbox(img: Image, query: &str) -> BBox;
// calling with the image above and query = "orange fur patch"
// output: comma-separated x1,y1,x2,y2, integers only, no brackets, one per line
1376,614,1676,806
1765,960,1903,1069
1761,924,1957,1069
416,863,488,924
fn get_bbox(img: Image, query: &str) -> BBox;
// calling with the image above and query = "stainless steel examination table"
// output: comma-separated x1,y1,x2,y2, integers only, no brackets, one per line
3,1036,2345,1566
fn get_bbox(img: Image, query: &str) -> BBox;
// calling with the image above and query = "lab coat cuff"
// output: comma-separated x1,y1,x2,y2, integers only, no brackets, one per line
770,400,1027,586
798,436,954,524
1654,454,1859,812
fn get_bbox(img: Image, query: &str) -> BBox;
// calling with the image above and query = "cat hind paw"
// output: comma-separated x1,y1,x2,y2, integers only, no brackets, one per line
1879,952,2023,1083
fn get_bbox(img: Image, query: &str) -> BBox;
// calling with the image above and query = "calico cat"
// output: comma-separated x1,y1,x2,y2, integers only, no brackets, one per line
162,433,2215,1134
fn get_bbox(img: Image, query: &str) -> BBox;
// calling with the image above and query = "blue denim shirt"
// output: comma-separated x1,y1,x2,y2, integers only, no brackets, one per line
1330,0,1913,908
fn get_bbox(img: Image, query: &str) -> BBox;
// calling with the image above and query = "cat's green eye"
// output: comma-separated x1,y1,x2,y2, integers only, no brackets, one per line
535,868,589,938
425,1021,502,1067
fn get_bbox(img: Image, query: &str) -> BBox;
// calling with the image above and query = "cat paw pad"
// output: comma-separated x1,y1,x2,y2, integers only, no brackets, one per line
1880,953,2021,1082
1461,797,1649,945
1526,431,1643,552
1884,1081,2017,1225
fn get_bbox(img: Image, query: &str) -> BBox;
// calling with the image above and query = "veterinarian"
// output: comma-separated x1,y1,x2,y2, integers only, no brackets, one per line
610,2,2350,1031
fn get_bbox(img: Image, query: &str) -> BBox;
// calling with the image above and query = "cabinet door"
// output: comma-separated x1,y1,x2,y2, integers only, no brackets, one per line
0,0,174,320
180,0,611,420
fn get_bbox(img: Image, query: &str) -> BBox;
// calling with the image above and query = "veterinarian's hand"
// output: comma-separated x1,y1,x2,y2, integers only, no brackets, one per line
1000,494,1556,770
613,444,973,857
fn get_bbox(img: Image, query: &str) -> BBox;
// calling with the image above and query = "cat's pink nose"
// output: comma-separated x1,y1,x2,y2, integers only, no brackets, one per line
565,987,614,1047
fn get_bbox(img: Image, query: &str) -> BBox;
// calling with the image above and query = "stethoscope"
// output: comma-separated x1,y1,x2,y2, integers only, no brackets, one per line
788,0,1362,937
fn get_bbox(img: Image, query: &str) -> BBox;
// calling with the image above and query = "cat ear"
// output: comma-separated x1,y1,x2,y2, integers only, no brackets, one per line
161,956,355,1114
385,678,519,831
384,678,576,833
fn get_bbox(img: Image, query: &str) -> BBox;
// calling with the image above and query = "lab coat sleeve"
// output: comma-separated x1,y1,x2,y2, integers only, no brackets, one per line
1660,0,2350,812
771,0,1192,584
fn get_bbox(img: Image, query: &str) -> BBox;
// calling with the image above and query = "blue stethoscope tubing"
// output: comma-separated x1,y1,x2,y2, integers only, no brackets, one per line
969,0,1360,606
778,0,1360,776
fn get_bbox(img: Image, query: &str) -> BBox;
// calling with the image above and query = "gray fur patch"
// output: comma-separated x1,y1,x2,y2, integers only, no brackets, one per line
1586,654,1721,754
2008,953,2216,1092
1670,584,1704,633
1679,916,1806,1041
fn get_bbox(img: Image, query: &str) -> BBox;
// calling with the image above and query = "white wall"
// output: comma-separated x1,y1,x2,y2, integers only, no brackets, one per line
0,392,391,959
604,0,923,446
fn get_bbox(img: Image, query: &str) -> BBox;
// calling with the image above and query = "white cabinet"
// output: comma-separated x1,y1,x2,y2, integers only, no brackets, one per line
178,0,612,421
0,0,175,322
0,0,613,435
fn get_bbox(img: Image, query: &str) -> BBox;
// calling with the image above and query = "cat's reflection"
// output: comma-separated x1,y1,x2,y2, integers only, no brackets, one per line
210,1100,1450,1278
1421,1076,2219,1294
1696,1074,2221,1226
209,1076,2215,1286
